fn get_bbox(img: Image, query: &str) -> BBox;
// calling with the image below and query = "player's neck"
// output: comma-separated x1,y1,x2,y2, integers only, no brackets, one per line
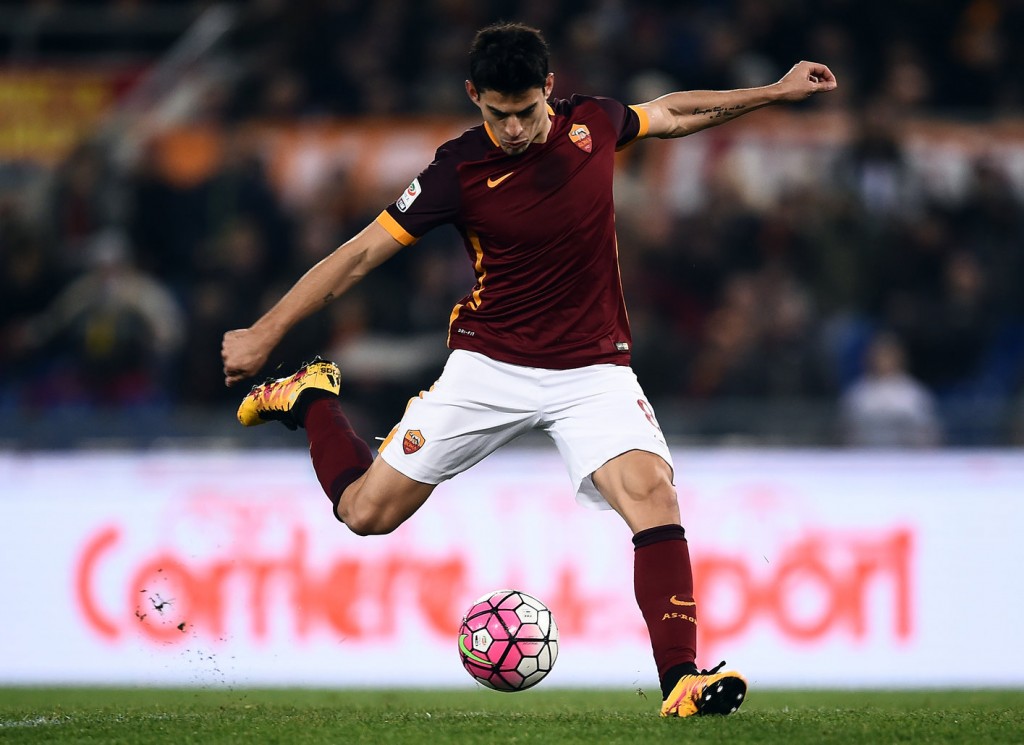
535,111,553,144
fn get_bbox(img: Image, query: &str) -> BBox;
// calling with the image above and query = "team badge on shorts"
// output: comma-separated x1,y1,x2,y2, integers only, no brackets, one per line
402,429,425,454
568,123,592,153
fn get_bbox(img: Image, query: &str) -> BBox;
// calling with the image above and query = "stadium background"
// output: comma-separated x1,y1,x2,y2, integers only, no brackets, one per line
1,0,1022,689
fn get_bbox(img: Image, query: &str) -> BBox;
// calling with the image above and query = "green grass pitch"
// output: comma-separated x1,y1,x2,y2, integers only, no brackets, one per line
1,688,1022,744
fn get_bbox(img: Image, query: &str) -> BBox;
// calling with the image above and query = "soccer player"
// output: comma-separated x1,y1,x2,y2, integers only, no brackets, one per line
222,22,836,717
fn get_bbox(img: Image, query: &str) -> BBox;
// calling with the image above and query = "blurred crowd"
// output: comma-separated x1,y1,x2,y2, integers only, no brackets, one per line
2,0,1024,446
218,0,1024,119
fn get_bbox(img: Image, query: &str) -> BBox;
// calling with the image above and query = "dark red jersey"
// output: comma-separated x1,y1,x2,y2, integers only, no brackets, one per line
376,95,649,369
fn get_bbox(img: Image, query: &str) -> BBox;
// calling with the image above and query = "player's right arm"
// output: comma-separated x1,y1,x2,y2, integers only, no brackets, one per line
221,221,403,386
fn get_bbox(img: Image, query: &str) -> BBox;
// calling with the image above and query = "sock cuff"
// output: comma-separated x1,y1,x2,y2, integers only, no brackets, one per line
661,662,699,698
632,523,686,549
329,466,370,505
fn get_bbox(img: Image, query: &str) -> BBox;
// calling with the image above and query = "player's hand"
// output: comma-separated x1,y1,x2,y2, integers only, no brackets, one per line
775,60,837,102
222,328,271,387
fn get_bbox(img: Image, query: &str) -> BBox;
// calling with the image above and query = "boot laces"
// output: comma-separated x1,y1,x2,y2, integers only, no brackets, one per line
698,660,727,676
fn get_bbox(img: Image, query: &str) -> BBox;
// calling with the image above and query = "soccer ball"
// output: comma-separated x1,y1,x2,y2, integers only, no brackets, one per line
457,589,559,691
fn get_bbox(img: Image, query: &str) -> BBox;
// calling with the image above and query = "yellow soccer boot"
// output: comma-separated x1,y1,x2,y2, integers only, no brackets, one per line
236,357,341,430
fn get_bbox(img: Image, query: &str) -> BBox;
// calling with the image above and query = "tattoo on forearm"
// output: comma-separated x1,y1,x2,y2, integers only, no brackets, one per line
692,104,747,119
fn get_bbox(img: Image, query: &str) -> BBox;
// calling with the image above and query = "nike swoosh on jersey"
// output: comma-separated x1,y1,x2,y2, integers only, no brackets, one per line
487,172,514,188
669,595,696,607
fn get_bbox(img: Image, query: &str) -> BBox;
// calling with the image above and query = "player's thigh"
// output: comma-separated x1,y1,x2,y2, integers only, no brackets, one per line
543,365,674,511
338,456,436,536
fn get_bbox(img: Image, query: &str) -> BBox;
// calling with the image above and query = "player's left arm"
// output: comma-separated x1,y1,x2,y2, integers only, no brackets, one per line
639,60,837,139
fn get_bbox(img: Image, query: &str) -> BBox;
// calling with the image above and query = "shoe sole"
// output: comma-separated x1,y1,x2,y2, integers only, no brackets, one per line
695,674,747,716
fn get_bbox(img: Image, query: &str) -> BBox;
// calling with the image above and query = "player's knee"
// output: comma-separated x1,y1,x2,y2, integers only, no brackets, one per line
340,511,399,536
635,478,678,511
336,500,399,536
608,477,679,534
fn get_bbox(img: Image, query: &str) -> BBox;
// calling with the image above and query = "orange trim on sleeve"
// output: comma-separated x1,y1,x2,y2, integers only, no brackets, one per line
375,210,418,246
629,104,650,138
616,104,651,150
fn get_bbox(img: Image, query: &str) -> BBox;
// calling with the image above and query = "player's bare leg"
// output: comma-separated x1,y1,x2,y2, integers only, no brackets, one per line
334,458,435,535
591,449,679,532
235,357,434,534
592,449,747,717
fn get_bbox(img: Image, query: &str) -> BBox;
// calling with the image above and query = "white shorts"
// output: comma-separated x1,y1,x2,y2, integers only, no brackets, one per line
378,350,673,509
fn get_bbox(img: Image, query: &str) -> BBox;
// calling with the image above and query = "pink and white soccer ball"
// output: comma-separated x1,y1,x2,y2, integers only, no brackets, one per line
457,589,559,691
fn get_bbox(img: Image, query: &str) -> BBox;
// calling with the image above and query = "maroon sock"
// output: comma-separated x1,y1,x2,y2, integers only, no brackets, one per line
303,397,373,516
633,524,698,695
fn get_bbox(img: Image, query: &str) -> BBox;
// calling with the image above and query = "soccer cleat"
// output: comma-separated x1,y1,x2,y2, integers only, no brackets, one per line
660,661,748,718
236,357,341,429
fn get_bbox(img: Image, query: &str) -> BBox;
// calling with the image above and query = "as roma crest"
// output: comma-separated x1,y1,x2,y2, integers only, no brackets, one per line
403,429,425,454
568,123,592,153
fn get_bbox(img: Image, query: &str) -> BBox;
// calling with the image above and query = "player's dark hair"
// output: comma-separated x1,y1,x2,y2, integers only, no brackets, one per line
469,22,549,94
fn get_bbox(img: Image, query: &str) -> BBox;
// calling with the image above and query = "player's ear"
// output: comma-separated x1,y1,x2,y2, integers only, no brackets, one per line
544,72,554,99
465,80,480,105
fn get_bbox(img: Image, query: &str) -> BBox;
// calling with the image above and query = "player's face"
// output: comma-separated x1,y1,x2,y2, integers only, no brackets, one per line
466,74,555,156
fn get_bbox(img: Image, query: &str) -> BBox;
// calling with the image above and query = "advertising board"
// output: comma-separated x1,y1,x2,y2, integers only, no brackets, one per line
1,449,1021,688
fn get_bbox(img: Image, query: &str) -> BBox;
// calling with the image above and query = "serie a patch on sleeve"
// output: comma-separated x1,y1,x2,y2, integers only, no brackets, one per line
396,178,422,212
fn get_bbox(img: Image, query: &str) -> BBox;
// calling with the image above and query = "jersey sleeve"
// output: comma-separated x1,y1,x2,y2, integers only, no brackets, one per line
375,145,462,246
588,96,650,150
